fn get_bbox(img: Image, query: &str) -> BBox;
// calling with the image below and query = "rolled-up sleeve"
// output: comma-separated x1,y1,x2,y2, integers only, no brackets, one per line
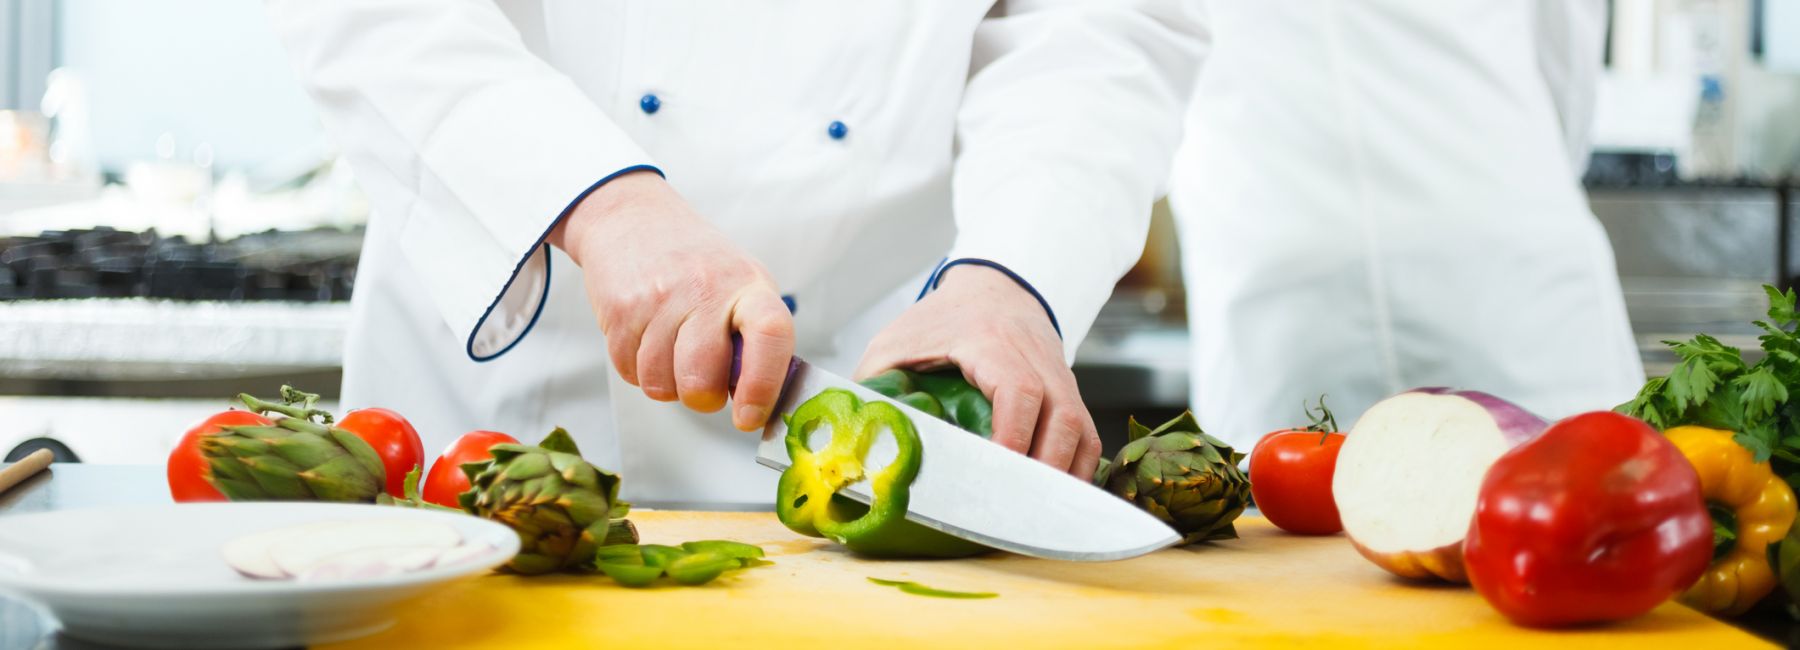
266,0,658,360
942,0,1208,361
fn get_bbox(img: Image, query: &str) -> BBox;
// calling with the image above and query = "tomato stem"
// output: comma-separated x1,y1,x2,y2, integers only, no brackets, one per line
1303,395,1338,443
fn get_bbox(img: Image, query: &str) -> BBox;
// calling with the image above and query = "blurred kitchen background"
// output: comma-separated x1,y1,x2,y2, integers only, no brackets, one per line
1,0,1798,463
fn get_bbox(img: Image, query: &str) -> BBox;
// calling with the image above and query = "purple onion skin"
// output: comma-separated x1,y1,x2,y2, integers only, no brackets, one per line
1406,387,1549,446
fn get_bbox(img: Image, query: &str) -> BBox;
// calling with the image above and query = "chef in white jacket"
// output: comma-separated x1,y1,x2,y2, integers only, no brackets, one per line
268,2,1202,504
1170,0,1645,449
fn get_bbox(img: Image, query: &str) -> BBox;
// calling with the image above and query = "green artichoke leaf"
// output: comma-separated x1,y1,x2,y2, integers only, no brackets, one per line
1125,417,1154,443
538,427,583,455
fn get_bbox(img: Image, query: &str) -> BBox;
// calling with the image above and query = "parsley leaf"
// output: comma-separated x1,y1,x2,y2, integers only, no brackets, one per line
1665,355,1721,414
1766,285,1800,326
1624,285,1800,465
1736,368,1790,421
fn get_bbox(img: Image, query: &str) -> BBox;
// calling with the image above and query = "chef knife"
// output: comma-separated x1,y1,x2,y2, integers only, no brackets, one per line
732,343,1180,561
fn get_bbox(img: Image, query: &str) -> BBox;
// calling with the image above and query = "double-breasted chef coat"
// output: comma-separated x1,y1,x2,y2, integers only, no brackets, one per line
268,1,1204,504
1169,0,1645,449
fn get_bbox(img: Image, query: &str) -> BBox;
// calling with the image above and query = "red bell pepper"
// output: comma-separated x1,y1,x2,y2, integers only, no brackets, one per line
1464,411,1712,627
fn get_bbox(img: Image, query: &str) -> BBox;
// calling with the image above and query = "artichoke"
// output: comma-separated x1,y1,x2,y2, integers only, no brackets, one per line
201,392,385,502
459,428,622,575
1093,411,1250,544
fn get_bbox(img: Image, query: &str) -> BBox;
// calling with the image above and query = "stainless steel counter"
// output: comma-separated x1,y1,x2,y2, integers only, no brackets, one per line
0,464,167,515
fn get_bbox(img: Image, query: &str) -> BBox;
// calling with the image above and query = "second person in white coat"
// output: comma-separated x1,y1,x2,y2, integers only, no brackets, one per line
1169,0,1645,449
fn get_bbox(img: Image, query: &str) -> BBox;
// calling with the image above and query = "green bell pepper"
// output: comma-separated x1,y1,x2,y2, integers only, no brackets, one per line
774,387,989,558
860,369,993,438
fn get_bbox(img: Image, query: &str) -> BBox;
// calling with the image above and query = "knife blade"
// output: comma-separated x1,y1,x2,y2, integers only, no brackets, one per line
752,358,1181,561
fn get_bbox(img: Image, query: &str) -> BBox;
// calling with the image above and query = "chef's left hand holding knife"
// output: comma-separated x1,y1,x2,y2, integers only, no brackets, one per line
850,2,1207,480
856,265,1100,478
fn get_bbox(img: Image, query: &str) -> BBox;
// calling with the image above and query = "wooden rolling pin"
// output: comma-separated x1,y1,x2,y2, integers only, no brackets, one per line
0,448,54,495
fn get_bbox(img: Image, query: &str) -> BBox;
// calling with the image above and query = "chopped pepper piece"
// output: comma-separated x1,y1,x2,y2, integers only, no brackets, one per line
868,577,999,599
775,388,988,558
598,562,663,587
595,544,644,564
668,552,739,585
681,540,765,562
593,541,768,588
1666,426,1799,615
637,544,687,570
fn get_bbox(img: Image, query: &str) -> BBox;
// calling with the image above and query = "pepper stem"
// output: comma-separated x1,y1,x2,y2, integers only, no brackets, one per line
1709,501,1739,562
239,385,335,424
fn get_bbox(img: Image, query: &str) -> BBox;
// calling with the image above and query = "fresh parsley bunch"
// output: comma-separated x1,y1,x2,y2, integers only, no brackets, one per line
1620,285,1800,487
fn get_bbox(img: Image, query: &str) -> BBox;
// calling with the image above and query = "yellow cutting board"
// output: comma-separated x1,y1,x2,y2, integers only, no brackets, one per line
321,512,1770,649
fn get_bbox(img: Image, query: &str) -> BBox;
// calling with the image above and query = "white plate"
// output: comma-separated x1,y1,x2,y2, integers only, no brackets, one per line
0,502,519,649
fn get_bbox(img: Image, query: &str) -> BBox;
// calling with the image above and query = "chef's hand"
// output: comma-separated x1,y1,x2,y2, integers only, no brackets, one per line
549,170,794,431
854,265,1101,478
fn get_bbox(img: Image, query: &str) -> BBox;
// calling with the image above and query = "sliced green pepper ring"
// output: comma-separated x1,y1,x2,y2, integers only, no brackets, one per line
774,388,987,558
777,389,921,543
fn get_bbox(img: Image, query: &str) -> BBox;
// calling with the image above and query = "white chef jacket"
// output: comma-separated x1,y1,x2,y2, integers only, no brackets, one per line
268,1,1204,503
1170,0,1645,449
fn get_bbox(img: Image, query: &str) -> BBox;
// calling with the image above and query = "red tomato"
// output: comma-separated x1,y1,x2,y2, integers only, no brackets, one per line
1249,429,1346,535
167,410,273,502
422,430,519,508
1248,398,1345,535
336,407,426,499
1464,411,1710,627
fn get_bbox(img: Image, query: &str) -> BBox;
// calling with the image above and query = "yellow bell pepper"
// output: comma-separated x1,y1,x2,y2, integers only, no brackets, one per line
1665,426,1798,616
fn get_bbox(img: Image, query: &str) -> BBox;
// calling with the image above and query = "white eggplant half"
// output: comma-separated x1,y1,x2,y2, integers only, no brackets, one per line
1332,388,1546,582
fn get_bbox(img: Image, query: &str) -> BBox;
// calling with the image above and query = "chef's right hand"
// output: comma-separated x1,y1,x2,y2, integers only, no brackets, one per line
548,170,794,432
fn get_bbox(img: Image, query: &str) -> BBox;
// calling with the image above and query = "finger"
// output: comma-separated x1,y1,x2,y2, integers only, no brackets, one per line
1029,400,1092,474
1072,428,1104,481
729,289,796,431
600,301,651,387
964,354,1043,455
673,307,732,413
853,336,952,381
634,307,684,402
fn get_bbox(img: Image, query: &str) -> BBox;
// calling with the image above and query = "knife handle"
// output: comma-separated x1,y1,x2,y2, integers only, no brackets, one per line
729,333,744,393
727,289,799,399
727,333,803,406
